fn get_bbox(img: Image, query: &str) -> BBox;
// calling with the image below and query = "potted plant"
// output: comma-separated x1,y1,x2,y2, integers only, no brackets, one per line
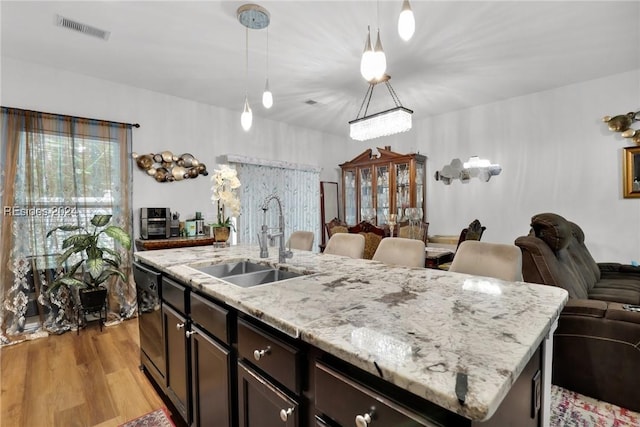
47,214,132,314
210,164,241,242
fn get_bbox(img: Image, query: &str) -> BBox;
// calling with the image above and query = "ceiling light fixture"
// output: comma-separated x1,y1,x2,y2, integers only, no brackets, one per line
360,1,386,82
262,27,273,109
237,3,270,131
398,0,415,41
349,75,413,141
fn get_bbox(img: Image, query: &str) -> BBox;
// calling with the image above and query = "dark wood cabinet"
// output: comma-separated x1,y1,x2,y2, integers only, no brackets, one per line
190,324,233,427
340,147,426,226
314,361,432,426
162,303,190,423
238,361,299,427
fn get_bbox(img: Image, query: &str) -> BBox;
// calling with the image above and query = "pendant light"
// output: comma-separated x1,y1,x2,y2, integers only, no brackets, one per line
398,0,415,41
360,26,375,81
371,28,386,80
240,27,253,131
262,27,273,109
237,4,270,131
361,1,386,82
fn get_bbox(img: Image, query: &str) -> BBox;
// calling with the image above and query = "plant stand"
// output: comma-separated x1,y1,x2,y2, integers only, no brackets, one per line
76,287,107,335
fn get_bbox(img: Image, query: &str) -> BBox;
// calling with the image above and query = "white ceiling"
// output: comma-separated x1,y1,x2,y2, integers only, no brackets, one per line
2,1,639,137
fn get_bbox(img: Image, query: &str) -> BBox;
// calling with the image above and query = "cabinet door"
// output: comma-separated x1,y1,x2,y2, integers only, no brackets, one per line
191,325,232,427
163,304,190,423
343,169,357,225
359,167,373,222
238,361,299,427
395,162,410,217
375,164,390,225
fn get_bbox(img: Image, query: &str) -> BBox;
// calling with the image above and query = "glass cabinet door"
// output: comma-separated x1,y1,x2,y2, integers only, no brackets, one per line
396,163,410,219
375,165,389,225
415,161,425,218
359,167,373,223
343,170,357,225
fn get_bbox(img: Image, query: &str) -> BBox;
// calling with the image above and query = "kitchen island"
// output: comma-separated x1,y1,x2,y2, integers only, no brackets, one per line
134,244,567,426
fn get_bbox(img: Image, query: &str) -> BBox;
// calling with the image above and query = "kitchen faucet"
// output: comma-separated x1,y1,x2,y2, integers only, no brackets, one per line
258,195,293,263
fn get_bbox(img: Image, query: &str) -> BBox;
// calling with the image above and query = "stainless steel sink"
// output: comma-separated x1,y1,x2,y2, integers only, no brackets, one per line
191,261,305,288
192,261,271,278
223,269,303,288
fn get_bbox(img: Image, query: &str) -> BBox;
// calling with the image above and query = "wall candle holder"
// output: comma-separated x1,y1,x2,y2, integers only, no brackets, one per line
132,151,208,182
603,111,640,145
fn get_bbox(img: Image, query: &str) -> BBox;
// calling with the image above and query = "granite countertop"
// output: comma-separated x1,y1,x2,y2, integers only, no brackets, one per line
134,244,568,421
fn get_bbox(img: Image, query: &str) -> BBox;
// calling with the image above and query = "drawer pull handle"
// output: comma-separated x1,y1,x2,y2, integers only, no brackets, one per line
355,407,375,427
253,346,271,361
185,330,197,338
279,407,294,422
176,323,185,330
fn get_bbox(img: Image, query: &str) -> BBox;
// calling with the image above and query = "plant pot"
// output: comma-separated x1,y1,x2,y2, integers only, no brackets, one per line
213,226,231,242
79,287,108,312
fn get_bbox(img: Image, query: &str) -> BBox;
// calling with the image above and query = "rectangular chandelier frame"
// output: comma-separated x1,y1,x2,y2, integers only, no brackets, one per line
349,75,413,141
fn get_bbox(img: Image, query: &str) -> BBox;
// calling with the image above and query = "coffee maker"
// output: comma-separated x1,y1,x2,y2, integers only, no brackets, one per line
195,211,204,235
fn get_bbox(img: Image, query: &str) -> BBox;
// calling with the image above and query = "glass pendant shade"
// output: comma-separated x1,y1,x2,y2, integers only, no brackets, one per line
398,0,415,41
360,28,376,81
241,96,252,131
262,78,273,108
371,29,386,80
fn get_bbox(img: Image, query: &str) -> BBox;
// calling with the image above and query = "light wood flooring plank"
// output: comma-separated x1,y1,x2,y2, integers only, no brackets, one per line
1,318,165,427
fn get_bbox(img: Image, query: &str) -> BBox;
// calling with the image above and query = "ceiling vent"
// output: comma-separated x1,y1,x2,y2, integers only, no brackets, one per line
55,15,110,41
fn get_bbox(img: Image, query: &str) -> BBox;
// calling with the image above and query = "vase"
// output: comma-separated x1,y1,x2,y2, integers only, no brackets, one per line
213,226,230,242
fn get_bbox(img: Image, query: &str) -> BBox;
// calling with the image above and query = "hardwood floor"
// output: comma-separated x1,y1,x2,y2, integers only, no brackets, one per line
0,318,167,427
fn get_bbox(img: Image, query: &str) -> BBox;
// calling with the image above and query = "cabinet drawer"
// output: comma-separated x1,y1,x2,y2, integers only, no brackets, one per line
162,277,187,314
314,362,435,427
237,319,301,394
238,361,299,427
190,292,230,345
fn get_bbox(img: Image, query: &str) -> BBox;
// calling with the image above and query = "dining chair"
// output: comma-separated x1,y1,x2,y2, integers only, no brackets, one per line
372,237,425,268
287,231,314,251
324,233,365,259
347,221,385,260
448,240,523,281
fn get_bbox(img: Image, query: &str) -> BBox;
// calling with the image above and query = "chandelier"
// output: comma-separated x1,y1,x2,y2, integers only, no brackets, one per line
349,75,413,141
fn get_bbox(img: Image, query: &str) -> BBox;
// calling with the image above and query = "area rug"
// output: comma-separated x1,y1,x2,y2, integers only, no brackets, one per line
118,407,175,427
550,385,640,426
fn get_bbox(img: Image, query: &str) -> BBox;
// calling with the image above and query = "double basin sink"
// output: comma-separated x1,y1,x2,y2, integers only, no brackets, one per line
192,261,303,288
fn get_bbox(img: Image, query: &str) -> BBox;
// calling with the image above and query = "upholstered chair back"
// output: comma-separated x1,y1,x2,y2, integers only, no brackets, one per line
372,237,425,268
324,233,365,259
287,231,315,251
449,240,523,282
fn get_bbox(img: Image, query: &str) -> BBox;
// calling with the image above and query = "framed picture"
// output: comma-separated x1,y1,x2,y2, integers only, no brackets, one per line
623,146,640,198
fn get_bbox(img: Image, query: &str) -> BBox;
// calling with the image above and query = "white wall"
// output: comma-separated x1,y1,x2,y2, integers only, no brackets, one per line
3,57,638,262
1,57,349,241
404,69,640,263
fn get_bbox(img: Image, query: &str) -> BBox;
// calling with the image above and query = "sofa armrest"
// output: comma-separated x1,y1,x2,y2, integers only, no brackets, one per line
598,262,640,276
561,299,607,317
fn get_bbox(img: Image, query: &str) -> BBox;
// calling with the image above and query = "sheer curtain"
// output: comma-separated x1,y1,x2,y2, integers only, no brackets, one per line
227,156,320,250
0,107,134,345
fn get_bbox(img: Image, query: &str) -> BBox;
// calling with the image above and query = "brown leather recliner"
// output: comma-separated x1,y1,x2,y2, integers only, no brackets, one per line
515,213,640,412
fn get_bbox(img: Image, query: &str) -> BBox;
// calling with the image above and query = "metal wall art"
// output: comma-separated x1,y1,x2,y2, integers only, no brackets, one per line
603,110,640,145
132,151,208,182
434,156,502,185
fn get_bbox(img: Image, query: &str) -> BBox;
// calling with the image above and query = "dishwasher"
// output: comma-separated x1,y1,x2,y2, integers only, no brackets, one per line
133,261,165,386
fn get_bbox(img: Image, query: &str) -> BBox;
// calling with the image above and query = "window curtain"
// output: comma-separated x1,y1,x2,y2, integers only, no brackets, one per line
0,107,134,345
228,157,320,250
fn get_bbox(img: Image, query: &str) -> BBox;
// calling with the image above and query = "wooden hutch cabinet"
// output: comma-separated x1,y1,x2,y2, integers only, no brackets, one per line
340,147,426,226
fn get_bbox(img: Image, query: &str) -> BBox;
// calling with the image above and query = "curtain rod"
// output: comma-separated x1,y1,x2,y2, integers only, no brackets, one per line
1,106,140,128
